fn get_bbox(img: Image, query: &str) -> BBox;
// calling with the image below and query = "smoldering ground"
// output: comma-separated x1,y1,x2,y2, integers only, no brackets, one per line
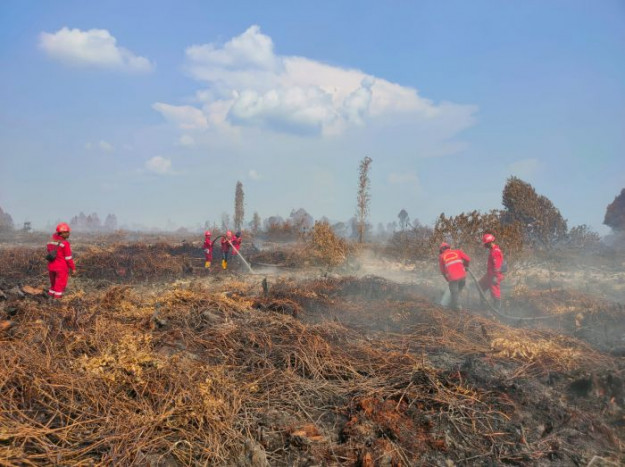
1,235,625,465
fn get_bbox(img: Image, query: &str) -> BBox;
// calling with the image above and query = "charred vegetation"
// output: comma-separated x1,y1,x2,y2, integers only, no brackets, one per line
1,233,624,466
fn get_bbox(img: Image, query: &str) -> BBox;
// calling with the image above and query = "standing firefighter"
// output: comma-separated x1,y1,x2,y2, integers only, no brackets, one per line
203,230,213,269
221,230,233,270
46,222,76,299
232,231,242,257
479,233,505,310
438,242,471,311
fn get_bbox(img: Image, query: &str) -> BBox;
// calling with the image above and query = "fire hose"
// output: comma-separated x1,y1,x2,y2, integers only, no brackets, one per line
466,268,560,321
211,235,254,273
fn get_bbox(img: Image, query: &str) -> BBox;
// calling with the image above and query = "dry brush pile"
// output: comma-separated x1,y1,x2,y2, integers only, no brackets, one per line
0,243,192,283
1,244,625,465
246,222,353,270
1,277,623,465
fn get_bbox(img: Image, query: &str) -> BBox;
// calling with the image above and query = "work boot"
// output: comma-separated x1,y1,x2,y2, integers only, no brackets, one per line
492,297,502,311
222,259,227,270
205,261,211,269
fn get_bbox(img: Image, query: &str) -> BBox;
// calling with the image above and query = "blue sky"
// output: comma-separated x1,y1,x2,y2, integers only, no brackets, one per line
1,0,623,234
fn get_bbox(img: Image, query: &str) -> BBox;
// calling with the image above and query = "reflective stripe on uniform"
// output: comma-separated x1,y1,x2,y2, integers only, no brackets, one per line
65,256,72,260
444,259,463,268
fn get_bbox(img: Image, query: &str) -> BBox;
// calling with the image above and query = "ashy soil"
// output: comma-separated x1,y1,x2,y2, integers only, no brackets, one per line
0,238,624,466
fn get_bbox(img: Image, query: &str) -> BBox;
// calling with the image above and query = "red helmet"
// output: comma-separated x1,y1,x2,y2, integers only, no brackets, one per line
439,242,450,252
204,230,211,237
226,230,232,238
482,233,495,244
56,222,71,233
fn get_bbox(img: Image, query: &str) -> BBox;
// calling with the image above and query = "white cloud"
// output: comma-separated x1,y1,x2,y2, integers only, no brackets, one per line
228,87,335,135
342,77,373,126
508,158,540,179
145,156,172,174
85,140,114,152
248,169,261,180
186,25,279,73
39,27,154,73
152,103,208,130
166,25,476,139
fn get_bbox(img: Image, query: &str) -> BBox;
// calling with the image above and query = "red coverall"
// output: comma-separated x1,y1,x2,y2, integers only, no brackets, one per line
439,248,471,310
231,236,241,255
479,243,504,299
203,238,213,262
221,237,232,267
438,248,471,282
47,233,76,298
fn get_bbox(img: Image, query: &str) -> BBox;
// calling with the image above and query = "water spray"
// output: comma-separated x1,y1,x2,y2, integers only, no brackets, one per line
227,239,254,273
211,234,254,273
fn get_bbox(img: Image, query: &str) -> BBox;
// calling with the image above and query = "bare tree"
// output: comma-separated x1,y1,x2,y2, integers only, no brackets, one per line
289,208,313,232
0,206,14,232
398,209,409,231
567,224,601,249
104,214,118,231
234,181,244,231
355,156,372,243
263,215,284,231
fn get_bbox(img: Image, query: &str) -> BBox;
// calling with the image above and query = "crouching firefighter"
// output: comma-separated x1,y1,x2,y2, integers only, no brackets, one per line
438,242,471,311
46,222,76,299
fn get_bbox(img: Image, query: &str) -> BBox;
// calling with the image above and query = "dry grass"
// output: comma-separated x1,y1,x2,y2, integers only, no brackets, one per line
1,246,624,465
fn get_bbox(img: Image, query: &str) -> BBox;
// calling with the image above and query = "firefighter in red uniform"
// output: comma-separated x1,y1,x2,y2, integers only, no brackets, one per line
479,233,504,310
46,222,76,299
203,231,213,269
231,231,242,256
221,231,233,269
438,242,471,311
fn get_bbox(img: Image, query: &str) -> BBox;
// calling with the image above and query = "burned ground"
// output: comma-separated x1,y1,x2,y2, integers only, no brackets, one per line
1,239,624,466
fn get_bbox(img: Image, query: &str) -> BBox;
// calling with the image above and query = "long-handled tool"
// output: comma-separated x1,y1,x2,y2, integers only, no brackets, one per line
466,269,558,321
